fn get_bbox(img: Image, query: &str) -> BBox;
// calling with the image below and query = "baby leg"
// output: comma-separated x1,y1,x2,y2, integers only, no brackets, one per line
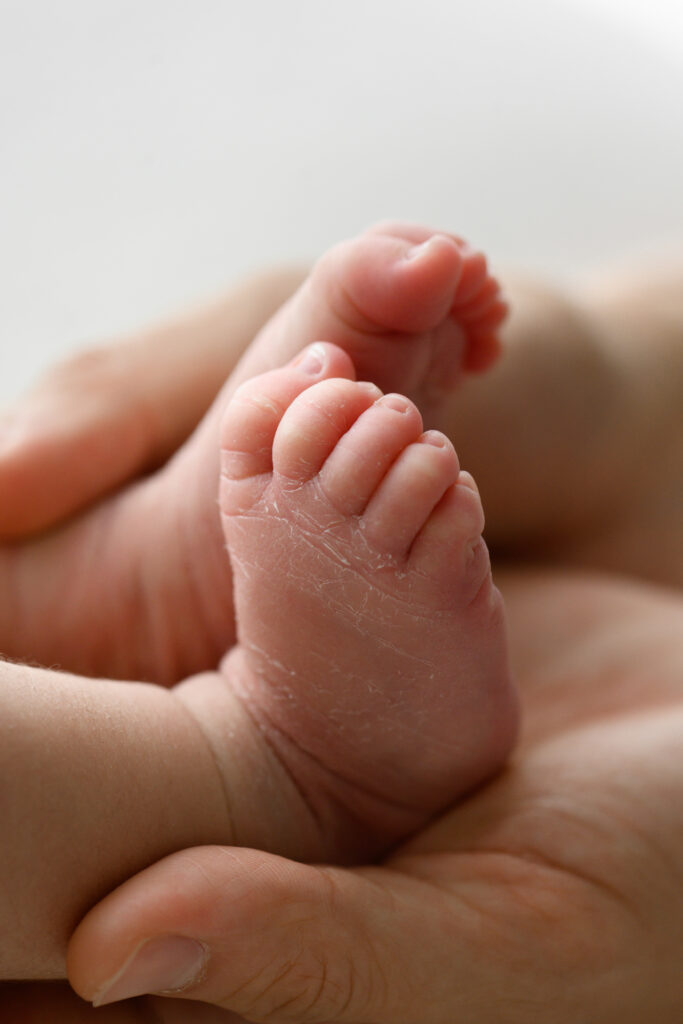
448,263,683,584
0,659,234,979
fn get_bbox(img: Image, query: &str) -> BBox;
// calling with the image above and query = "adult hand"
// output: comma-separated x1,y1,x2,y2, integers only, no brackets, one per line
27,569,677,1023
0,268,305,539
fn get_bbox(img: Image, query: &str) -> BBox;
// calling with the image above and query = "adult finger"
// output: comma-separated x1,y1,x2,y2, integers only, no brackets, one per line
0,268,305,539
67,846,462,1022
66,840,599,1024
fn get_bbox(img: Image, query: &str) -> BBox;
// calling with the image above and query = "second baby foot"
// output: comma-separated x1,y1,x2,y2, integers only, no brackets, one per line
237,221,507,416
212,345,518,860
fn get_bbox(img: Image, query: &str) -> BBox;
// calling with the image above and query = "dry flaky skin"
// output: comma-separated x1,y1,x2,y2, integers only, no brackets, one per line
0,225,505,687
210,357,517,863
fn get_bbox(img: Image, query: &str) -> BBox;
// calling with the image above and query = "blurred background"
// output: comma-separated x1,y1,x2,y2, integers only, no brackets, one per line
1,0,682,401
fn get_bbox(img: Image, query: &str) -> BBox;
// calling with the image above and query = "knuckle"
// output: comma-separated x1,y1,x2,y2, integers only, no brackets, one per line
42,343,117,388
216,870,382,1023
36,341,162,458
219,946,357,1023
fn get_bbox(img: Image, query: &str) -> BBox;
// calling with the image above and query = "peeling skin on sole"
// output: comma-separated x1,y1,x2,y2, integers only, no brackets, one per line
216,356,518,862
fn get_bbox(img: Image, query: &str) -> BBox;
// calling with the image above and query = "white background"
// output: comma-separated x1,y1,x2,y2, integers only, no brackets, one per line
1,0,682,402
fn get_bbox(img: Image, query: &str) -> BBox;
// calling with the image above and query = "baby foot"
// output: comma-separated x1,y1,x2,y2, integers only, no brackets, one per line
2,225,506,686
211,345,518,860
238,221,507,415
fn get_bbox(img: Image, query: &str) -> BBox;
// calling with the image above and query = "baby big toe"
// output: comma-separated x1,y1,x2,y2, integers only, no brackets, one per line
220,343,354,511
361,431,461,556
317,228,466,335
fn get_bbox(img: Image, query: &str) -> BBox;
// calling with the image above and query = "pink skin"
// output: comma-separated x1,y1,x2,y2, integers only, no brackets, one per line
179,343,518,862
0,342,515,983
0,224,506,686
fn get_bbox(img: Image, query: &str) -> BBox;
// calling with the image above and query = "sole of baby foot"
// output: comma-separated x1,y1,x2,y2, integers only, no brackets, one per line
204,359,518,863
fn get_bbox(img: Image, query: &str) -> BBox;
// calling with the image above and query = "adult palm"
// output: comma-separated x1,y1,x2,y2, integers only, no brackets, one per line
4,568,681,1023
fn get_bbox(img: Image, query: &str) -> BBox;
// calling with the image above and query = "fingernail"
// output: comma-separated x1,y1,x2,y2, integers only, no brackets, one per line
294,343,326,375
92,936,208,1007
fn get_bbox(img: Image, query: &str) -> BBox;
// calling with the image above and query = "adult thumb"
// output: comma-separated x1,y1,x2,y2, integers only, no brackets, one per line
67,844,457,1023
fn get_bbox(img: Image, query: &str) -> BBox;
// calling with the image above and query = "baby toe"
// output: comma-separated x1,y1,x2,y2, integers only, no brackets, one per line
451,249,490,307
408,476,491,603
318,392,424,515
361,431,461,556
317,228,465,336
220,342,354,510
271,378,381,485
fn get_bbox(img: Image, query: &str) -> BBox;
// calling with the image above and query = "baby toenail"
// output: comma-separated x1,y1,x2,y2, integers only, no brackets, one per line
421,431,448,448
357,381,383,397
405,239,435,261
295,343,326,375
378,394,411,414
458,470,480,494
